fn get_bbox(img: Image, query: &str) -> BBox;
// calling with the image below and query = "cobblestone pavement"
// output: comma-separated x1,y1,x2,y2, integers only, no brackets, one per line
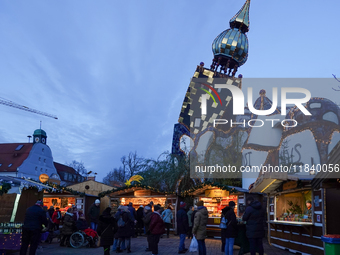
14,235,294,255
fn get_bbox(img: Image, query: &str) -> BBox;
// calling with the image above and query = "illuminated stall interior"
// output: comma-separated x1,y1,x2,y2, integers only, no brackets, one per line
275,190,312,222
183,182,259,238
103,185,177,212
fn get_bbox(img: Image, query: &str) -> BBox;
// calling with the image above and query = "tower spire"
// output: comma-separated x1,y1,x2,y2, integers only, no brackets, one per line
211,0,251,76
229,0,250,33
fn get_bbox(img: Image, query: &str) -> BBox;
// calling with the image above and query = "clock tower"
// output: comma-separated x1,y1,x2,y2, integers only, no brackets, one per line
33,129,47,145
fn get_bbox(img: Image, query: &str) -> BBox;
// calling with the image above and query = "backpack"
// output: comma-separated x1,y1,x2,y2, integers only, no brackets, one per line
117,216,126,227
56,211,62,220
118,212,131,228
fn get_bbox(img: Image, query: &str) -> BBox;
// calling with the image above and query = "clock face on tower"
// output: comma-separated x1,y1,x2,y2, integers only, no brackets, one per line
35,137,40,143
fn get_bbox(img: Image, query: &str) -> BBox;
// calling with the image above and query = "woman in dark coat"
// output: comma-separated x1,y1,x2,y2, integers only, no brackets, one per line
97,207,117,255
220,206,230,252
115,206,134,253
242,198,265,255
60,208,75,247
224,201,237,255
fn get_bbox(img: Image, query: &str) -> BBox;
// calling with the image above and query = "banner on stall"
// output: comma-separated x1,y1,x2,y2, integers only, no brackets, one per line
205,189,229,198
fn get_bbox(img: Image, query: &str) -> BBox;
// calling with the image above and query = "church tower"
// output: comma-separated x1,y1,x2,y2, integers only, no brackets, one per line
33,129,47,145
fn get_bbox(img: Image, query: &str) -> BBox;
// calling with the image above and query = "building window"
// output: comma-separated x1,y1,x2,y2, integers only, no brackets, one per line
44,159,46,163
35,166,38,170
39,157,41,161
8,164,12,167
15,145,24,151
40,168,43,172
45,169,48,173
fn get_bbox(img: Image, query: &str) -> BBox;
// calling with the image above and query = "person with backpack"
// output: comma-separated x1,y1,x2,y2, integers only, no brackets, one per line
52,207,62,230
112,206,126,252
115,206,134,253
149,205,165,255
97,207,117,255
223,201,238,255
161,206,173,238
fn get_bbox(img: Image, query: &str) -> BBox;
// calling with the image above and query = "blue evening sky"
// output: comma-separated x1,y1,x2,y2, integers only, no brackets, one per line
0,0,339,181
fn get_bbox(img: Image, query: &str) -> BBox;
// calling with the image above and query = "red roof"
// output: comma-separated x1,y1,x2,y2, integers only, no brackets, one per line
53,162,78,174
0,143,33,172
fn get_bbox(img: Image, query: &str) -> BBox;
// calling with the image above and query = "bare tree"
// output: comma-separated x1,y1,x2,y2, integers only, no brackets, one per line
67,160,87,176
121,151,147,178
103,167,126,185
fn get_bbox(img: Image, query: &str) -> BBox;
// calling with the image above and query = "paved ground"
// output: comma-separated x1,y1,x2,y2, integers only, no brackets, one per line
13,235,294,255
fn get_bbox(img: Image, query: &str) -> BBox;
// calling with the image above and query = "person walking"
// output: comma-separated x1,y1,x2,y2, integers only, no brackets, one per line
192,201,208,255
161,206,173,238
177,201,189,254
224,201,238,255
242,197,265,255
115,206,134,253
60,208,75,247
187,206,194,239
143,205,153,252
136,205,144,236
97,207,117,255
88,199,101,231
149,205,165,255
112,206,126,252
20,200,48,255
52,207,62,230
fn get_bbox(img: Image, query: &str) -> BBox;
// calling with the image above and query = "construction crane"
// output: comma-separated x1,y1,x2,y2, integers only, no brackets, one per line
0,97,58,119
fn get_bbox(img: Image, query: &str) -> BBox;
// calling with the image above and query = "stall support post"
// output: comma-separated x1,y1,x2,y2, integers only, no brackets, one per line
10,194,21,222
267,193,270,245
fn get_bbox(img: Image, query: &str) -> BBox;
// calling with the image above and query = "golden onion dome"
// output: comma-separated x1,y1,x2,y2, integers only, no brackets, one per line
212,0,250,69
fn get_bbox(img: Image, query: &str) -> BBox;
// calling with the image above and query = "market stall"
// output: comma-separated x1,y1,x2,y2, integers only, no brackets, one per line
183,182,262,238
100,184,177,228
251,173,324,255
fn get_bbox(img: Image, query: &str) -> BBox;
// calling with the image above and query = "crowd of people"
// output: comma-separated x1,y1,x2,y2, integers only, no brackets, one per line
19,196,265,255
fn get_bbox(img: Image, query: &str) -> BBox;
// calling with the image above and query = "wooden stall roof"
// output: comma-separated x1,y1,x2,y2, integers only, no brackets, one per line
0,175,87,196
181,181,249,197
99,184,176,198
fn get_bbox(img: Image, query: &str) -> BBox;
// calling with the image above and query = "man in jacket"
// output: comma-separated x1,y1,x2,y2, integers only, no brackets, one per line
149,205,165,255
177,201,189,254
192,201,208,255
88,199,101,231
20,200,48,255
242,197,265,255
143,205,153,252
